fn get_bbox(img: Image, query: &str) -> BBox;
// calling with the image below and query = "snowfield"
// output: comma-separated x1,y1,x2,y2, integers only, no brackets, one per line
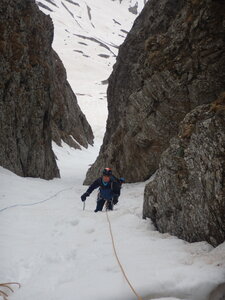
36,0,147,137
0,142,225,300
0,0,225,299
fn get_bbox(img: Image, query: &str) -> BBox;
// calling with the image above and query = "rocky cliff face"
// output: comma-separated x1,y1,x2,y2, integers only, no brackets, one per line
143,94,225,247
0,0,93,179
50,51,94,150
84,0,225,184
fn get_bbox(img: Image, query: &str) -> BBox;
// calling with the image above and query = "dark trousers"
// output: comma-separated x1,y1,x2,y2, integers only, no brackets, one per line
113,195,119,205
95,198,113,212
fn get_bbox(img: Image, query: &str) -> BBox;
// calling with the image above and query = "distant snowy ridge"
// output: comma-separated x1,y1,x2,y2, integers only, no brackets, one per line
36,0,146,137
36,0,146,86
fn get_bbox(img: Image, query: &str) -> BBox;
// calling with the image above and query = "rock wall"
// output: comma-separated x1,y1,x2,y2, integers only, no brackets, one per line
50,51,94,150
143,93,225,247
84,0,225,184
0,0,93,179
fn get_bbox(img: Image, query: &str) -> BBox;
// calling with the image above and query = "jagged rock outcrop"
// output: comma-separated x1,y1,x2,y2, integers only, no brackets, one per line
143,94,225,247
84,0,225,184
0,0,93,179
50,51,93,150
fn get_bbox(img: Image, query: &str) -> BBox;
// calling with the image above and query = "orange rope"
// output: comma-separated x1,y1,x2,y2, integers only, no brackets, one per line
106,209,143,300
0,282,21,300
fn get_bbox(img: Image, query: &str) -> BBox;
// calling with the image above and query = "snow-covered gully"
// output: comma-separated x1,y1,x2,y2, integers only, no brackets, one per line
1,1,225,299
0,142,225,300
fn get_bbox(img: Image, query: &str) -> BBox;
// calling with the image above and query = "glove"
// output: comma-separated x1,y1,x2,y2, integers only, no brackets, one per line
81,192,89,202
119,177,125,183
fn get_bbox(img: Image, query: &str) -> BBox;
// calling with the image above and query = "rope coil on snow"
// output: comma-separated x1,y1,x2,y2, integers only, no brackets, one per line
0,282,21,300
106,209,143,300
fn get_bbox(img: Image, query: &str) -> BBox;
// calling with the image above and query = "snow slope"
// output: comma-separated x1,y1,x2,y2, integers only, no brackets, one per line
0,1,225,300
0,142,225,300
36,0,146,138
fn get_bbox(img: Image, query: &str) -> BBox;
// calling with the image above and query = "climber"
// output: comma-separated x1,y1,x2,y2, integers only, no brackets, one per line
81,168,125,212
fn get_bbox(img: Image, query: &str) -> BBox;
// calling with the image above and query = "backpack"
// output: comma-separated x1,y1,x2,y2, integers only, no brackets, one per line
111,177,122,195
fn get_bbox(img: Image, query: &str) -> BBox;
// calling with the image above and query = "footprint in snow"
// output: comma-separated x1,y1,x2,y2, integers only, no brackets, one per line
66,249,77,261
105,265,119,273
85,228,95,234
52,229,63,237
70,219,79,226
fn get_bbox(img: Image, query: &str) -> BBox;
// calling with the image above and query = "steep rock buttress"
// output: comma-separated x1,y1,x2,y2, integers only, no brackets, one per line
84,0,225,184
0,0,93,179
143,94,225,247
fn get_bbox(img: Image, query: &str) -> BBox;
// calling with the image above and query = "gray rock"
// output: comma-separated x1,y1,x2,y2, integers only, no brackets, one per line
84,0,225,184
50,51,94,150
143,94,225,247
0,0,93,179
208,282,225,300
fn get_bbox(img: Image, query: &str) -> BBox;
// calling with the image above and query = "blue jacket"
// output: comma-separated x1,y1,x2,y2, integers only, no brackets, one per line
86,176,116,200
